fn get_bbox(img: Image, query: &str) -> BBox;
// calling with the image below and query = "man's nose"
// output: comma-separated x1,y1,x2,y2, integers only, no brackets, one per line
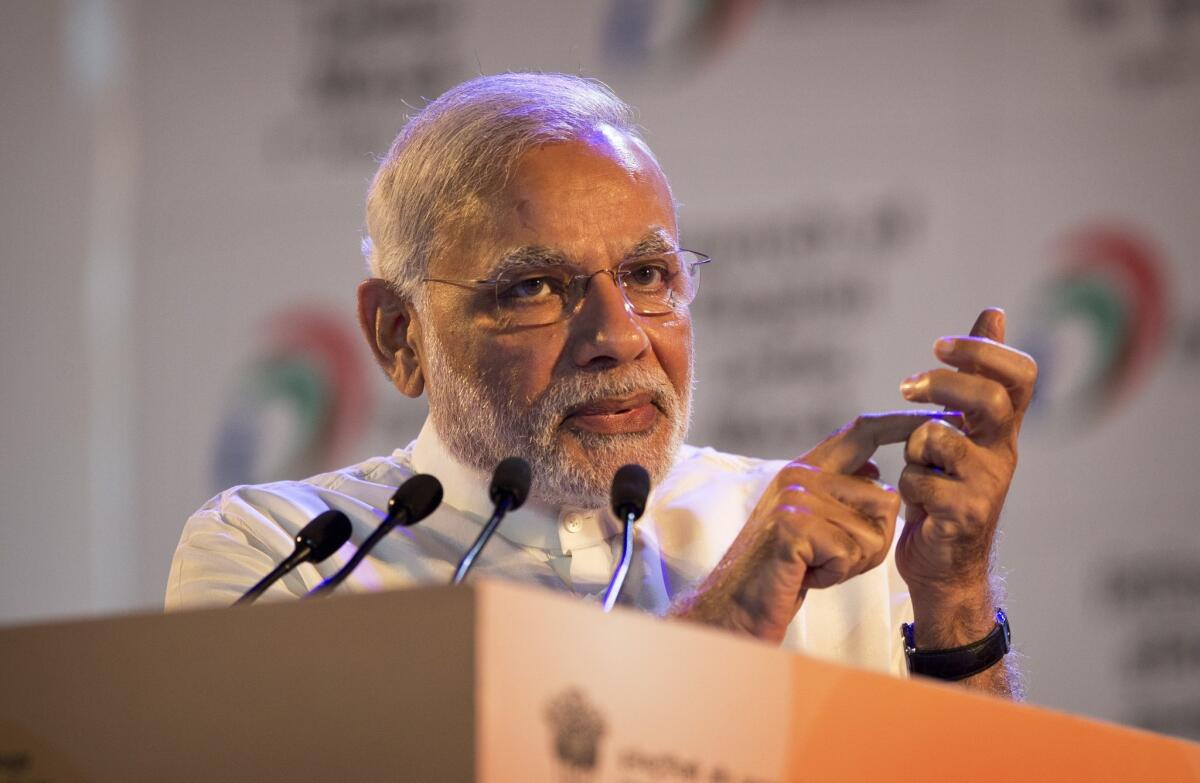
568,272,651,368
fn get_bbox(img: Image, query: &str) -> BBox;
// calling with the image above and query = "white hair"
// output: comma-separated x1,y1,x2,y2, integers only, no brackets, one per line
363,72,648,298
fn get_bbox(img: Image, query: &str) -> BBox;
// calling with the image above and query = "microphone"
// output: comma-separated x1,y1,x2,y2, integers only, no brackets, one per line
234,510,352,605
307,474,443,597
451,457,532,584
601,464,650,612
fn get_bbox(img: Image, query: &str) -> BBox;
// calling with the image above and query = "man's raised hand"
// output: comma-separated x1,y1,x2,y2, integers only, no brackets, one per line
895,307,1037,649
672,412,955,645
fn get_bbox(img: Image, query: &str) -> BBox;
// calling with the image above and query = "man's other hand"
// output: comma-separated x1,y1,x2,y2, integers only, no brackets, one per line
896,307,1037,649
672,412,953,645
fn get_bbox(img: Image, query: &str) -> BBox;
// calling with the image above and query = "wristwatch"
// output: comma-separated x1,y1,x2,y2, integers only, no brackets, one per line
902,608,1011,681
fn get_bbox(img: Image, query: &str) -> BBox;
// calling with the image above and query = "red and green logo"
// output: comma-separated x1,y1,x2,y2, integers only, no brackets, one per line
1024,224,1168,428
603,0,763,70
213,307,371,488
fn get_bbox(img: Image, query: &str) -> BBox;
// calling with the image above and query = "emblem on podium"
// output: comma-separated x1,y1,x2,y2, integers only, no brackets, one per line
544,687,608,781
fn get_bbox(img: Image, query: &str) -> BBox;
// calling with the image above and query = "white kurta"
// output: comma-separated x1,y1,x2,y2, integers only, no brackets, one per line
167,418,913,676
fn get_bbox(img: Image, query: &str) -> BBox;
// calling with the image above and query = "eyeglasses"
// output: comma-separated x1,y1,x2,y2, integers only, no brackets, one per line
421,249,712,328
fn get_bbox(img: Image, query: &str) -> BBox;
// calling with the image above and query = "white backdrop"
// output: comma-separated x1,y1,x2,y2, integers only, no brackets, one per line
3,0,1199,739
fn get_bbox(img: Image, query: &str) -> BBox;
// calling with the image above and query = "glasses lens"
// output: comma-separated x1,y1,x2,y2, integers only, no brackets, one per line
488,251,708,326
620,250,702,314
492,267,572,326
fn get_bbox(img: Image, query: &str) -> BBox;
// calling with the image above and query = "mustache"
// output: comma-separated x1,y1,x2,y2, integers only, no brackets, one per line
530,366,678,424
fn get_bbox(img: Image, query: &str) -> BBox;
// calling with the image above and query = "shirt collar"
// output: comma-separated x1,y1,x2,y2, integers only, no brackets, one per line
405,418,623,555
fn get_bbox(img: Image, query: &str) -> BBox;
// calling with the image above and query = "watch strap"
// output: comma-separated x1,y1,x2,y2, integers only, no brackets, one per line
902,608,1011,681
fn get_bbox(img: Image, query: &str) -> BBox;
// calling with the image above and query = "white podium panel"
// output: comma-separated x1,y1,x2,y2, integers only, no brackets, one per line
2,580,1198,782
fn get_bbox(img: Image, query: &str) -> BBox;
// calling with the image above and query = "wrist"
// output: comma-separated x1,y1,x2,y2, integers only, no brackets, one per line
902,608,1011,682
908,578,994,649
668,574,794,645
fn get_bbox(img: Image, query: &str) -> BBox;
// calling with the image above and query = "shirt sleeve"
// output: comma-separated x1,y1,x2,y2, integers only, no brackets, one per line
165,509,305,610
887,516,915,679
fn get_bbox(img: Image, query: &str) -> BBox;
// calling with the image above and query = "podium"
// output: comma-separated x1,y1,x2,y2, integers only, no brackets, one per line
2,580,1198,782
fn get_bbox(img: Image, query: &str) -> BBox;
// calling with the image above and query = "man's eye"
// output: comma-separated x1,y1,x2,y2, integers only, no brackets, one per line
499,275,561,300
625,262,670,288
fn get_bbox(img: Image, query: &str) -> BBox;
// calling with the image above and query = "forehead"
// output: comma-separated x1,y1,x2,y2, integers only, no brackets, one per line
440,128,678,278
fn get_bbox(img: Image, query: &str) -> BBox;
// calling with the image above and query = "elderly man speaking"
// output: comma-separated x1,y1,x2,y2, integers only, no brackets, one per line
167,73,1036,697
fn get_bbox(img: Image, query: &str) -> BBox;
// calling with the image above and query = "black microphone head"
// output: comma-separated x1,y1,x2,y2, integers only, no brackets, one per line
388,473,444,526
490,456,532,511
296,510,352,563
611,464,651,522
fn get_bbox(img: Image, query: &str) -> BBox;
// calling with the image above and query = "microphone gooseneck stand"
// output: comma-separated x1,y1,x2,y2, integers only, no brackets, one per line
452,456,532,585
602,509,638,613
235,509,352,606
601,464,651,613
451,494,512,584
307,474,444,597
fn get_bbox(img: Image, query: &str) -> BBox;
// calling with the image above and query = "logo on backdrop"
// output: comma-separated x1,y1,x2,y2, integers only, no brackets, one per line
1021,224,1168,429
602,0,933,72
213,308,371,489
602,0,761,70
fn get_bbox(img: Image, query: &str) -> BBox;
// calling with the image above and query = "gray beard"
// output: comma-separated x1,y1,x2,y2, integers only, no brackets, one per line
422,329,691,508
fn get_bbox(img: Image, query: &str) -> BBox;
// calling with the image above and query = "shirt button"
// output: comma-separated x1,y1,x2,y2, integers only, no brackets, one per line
563,513,583,533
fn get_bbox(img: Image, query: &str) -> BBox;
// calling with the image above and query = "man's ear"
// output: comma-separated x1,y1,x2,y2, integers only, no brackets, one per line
357,278,425,398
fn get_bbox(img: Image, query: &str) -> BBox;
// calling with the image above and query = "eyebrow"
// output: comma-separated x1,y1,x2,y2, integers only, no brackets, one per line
485,228,678,279
625,228,677,258
486,246,572,280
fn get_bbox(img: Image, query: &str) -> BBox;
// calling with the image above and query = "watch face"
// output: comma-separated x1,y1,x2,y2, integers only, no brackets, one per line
997,609,1012,651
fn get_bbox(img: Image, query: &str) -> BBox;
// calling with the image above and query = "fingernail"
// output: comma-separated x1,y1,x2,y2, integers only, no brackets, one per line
934,337,955,357
900,374,925,399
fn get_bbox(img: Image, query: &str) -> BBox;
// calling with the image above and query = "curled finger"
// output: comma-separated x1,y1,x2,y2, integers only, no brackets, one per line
905,419,977,477
774,513,868,591
784,465,900,536
933,336,1039,413
776,483,893,575
898,464,993,536
901,369,1014,442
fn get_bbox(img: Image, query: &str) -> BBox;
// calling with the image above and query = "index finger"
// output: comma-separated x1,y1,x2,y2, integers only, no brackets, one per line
799,411,964,474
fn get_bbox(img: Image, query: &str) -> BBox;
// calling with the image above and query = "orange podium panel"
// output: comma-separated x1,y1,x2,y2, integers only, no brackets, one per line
1,579,1197,782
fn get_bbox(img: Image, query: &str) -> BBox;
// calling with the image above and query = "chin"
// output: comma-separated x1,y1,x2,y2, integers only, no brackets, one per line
518,395,689,508
547,422,676,502
561,421,664,458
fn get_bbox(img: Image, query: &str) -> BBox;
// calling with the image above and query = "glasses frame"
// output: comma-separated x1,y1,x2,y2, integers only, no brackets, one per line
421,249,712,327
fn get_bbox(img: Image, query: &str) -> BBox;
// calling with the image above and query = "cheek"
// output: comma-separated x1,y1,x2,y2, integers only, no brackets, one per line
475,332,569,405
649,317,694,396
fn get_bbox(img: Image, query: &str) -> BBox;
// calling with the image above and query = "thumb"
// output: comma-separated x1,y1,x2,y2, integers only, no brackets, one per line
970,307,1006,343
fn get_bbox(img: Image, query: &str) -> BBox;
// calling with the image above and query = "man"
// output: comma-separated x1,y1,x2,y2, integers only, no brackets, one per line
168,73,1036,697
